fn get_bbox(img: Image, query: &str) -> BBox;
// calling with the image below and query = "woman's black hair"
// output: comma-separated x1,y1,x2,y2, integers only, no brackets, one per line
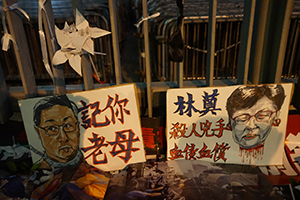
226,84,285,118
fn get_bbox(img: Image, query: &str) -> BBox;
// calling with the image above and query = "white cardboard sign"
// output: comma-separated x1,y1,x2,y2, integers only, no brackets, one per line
166,83,293,165
19,84,146,171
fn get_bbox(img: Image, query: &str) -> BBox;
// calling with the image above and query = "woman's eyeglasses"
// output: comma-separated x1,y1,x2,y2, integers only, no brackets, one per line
232,110,277,125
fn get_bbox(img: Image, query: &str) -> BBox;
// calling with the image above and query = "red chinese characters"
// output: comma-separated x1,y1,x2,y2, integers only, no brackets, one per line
169,118,231,139
169,142,230,162
81,129,140,165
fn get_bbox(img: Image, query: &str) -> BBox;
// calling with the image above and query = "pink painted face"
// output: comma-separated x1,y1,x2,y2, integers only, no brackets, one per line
35,105,79,163
230,96,279,149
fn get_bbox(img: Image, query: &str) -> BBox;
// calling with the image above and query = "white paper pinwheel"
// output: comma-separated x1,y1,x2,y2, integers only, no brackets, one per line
52,9,111,76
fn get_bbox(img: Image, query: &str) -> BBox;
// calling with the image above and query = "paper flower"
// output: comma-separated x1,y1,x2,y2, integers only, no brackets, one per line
53,9,111,76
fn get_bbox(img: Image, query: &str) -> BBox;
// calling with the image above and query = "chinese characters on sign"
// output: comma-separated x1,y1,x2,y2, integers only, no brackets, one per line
78,94,131,129
174,90,221,117
167,84,293,165
77,92,144,169
20,84,146,171
169,118,231,139
78,85,145,171
169,142,230,162
82,129,140,164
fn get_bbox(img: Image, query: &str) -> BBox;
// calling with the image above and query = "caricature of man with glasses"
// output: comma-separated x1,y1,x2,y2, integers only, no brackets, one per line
33,95,83,169
226,84,285,149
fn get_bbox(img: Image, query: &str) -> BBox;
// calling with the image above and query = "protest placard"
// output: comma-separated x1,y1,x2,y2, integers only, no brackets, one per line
19,84,146,171
166,83,293,165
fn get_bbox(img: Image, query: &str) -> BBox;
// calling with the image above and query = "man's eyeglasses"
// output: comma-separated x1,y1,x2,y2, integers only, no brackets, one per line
232,110,277,125
38,122,79,136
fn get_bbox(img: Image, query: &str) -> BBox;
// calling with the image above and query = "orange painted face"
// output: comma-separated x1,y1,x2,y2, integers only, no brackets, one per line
35,105,80,163
230,96,279,149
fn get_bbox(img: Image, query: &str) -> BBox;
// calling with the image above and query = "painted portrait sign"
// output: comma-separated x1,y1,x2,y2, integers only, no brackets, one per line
19,84,146,171
166,83,293,165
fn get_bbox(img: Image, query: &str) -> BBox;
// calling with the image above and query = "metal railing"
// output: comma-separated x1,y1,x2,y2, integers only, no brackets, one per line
2,0,300,85
147,17,243,81
0,2,114,86
0,0,299,122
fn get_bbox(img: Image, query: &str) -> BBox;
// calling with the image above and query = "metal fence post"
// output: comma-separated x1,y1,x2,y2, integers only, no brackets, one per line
206,0,216,86
109,0,122,85
248,0,270,84
3,0,37,98
270,0,294,83
142,0,153,118
43,0,66,94
237,0,256,84
248,0,294,84
177,22,184,88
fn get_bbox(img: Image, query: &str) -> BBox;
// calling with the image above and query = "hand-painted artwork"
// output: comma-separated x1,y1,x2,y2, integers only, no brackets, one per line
166,83,293,165
19,84,146,171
